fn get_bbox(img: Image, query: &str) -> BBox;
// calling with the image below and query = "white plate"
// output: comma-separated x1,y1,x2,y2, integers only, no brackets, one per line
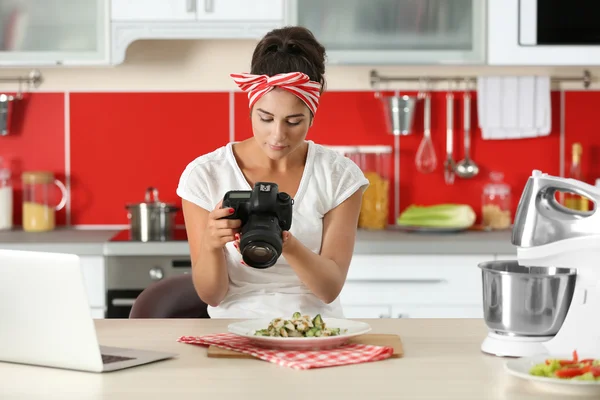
227,318,371,351
505,355,600,396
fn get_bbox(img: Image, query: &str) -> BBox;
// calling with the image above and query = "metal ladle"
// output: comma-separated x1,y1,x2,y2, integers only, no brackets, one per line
455,81,479,179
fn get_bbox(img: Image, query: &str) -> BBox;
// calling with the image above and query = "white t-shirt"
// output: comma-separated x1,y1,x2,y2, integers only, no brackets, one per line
176,140,369,319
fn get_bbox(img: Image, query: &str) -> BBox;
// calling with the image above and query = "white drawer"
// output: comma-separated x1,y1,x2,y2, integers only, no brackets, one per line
341,255,487,306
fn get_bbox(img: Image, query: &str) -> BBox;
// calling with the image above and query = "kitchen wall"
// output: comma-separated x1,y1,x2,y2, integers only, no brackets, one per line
1,39,599,228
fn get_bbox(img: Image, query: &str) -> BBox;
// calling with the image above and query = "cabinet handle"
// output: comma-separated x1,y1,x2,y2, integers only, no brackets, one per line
397,314,409,318
186,0,197,12
112,298,136,307
204,0,214,12
378,314,390,318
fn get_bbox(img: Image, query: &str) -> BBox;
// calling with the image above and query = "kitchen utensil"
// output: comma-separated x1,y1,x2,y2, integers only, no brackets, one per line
479,260,576,336
443,91,456,184
381,94,417,136
207,333,404,359
21,171,67,232
126,187,179,242
227,318,372,351
455,88,479,178
479,169,600,358
0,94,15,136
415,93,437,174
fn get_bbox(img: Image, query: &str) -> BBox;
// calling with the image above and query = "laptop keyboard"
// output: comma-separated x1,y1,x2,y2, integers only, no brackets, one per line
102,354,136,364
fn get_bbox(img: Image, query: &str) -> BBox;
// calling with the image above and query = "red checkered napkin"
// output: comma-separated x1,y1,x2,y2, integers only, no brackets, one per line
177,333,394,370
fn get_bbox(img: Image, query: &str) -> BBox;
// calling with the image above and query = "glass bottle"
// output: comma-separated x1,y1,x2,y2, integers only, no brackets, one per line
482,171,512,230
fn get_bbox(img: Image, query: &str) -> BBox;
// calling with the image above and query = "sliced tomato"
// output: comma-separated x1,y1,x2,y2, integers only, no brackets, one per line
555,365,591,378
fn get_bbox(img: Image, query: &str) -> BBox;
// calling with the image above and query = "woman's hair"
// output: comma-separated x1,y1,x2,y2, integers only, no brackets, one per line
250,26,327,93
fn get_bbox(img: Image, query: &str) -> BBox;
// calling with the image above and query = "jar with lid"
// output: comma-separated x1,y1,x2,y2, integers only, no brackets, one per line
0,157,12,230
21,171,68,232
345,146,392,230
481,171,512,230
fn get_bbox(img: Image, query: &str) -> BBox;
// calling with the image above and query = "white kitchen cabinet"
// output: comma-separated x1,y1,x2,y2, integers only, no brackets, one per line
111,0,197,21
195,0,284,22
80,255,106,319
338,254,487,318
0,0,109,66
285,0,486,65
111,0,285,64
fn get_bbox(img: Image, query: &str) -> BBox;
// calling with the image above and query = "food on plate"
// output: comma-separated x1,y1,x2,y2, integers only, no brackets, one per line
253,312,346,338
396,204,476,229
529,350,600,381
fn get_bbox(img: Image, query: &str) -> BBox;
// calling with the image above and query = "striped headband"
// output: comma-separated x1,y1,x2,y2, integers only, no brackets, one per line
230,72,321,116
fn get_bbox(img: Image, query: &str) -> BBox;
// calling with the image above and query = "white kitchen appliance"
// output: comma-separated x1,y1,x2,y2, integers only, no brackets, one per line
480,170,600,357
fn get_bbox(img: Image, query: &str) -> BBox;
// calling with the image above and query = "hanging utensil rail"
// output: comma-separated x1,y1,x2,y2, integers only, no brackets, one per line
0,70,43,90
370,69,593,89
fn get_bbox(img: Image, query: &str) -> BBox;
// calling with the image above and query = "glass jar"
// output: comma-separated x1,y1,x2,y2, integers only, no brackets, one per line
482,171,512,230
345,146,392,230
21,171,68,232
0,157,12,230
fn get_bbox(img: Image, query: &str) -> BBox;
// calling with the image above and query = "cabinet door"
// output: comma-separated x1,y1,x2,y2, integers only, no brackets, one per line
111,0,197,21
286,0,485,64
196,0,284,21
0,0,109,66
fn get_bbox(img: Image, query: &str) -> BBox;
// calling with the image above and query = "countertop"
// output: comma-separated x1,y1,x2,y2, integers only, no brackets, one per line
0,319,569,400
0,227,517,256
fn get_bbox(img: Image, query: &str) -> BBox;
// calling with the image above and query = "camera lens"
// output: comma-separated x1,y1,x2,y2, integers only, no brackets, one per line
241,243,278,268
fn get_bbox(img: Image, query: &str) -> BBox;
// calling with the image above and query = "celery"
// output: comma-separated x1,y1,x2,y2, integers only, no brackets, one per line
397,204,476,229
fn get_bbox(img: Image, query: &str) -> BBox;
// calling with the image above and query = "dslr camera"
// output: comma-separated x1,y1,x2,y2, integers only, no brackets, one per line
221,182,293,269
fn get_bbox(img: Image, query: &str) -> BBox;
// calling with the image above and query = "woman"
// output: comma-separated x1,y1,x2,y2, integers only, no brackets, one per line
176,26,369,319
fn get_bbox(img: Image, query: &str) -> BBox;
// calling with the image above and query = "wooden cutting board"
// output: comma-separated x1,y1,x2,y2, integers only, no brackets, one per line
207,334,404,359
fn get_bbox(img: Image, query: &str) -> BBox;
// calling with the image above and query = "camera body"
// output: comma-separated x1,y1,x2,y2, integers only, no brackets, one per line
221,182,293,269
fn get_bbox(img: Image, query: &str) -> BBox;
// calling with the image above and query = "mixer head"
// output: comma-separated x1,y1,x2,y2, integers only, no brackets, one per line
511,170,600,248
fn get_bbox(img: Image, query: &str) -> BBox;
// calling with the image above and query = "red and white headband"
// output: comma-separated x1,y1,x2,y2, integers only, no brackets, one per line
230,72,321,116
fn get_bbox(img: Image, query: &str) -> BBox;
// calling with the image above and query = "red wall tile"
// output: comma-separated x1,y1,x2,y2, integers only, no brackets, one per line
0,93,66,227
69,92,230,225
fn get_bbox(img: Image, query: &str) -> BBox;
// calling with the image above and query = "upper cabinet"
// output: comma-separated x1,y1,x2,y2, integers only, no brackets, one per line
110,0,286,64
0,0,109,66
286,0,486,65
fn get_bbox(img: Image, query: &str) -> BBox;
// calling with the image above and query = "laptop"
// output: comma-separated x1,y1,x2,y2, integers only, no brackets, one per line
0,249,177,373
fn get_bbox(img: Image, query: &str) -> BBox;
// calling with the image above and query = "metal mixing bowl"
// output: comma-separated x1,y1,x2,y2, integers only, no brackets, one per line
478,260,577,336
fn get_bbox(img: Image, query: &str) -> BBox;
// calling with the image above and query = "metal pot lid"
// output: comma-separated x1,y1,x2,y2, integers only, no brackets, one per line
125,187,179,211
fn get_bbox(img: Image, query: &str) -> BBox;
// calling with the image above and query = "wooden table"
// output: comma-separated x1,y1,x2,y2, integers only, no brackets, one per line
0,319,573,399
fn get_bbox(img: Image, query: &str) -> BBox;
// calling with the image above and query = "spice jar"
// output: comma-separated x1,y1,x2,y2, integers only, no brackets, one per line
482,171,512,230
345,146,392,230
0,157,12,230
21,171,68,232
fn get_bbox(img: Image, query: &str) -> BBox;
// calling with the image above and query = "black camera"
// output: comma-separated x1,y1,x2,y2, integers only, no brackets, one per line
221,182,293,269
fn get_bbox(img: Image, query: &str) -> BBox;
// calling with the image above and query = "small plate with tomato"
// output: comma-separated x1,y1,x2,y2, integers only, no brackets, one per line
505,350,600,396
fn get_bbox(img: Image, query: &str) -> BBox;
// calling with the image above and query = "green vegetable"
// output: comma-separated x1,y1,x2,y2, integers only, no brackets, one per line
397,204,476,229
253,312,346,338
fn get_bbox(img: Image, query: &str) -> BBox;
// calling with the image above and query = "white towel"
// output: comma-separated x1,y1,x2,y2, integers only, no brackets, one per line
477,76,551,140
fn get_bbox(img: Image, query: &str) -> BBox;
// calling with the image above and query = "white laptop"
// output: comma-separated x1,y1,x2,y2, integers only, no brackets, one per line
0,249,177,373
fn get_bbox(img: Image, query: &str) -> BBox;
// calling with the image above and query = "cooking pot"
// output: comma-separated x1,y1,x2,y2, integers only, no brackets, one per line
126,187,179,242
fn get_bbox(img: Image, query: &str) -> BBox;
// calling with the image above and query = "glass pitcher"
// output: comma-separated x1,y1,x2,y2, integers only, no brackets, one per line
21,171,67,232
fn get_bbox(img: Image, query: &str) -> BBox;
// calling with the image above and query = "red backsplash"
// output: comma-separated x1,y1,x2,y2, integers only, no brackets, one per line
3,90,599,227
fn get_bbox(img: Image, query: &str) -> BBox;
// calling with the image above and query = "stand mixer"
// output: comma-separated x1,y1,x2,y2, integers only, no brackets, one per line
480,169,600,358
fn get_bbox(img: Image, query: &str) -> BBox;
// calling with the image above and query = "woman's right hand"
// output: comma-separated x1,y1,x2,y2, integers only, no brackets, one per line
203,201,242,250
